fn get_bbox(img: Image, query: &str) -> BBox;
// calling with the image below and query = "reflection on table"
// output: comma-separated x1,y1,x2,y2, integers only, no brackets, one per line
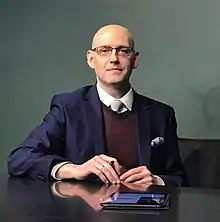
7,177,178,222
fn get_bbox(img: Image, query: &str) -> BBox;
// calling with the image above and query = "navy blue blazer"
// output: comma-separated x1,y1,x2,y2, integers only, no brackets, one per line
8,85,187,186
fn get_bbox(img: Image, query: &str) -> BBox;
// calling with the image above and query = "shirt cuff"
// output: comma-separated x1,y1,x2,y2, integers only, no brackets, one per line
51,161,72,180
153,175,165,186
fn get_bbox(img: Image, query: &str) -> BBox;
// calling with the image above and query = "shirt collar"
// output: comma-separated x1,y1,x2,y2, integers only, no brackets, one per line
96,83,133,111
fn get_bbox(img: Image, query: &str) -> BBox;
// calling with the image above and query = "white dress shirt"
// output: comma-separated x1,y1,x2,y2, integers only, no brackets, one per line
96,83,133,113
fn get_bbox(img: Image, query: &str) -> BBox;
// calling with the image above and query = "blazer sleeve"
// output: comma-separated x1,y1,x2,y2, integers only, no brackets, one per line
7,95,69,180
158,108,188,186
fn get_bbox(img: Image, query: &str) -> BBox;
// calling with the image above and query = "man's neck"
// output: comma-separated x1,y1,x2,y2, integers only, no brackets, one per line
98,82,130,99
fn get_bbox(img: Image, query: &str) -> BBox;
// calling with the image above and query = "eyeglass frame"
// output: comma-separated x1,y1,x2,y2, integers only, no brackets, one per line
91,45,135,57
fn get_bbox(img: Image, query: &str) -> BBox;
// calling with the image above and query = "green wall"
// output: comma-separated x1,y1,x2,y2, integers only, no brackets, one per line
1,0,220,172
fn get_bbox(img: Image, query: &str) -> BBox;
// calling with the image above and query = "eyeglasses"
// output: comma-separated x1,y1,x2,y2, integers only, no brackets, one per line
92,46,134,56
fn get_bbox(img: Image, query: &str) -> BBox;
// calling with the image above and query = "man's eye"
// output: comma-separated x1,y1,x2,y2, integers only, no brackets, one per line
120,48,130,53
99,47,111,53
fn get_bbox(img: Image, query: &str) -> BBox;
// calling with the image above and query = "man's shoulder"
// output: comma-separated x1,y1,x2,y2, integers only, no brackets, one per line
55,85,93,99
51,85,94,105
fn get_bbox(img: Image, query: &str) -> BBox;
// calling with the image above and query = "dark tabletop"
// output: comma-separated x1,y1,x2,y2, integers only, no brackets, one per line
0,172,220,222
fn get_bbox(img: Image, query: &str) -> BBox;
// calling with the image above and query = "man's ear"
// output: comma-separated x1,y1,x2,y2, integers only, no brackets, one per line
86,50,95,69
133,51,139,69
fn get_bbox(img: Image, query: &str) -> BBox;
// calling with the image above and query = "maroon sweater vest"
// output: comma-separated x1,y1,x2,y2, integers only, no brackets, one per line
102,103,139,169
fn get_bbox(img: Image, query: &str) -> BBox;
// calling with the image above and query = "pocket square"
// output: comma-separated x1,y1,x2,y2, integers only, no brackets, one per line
151,137,164,147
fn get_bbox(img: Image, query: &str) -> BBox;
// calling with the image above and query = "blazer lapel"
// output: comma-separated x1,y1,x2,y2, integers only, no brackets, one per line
133,92,152,169
85,85,105,155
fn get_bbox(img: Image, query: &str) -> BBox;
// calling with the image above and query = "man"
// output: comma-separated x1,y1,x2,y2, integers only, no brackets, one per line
8,24,187,186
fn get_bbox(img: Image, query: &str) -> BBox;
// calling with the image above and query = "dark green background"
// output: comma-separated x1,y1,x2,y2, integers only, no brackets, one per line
1,0,220,173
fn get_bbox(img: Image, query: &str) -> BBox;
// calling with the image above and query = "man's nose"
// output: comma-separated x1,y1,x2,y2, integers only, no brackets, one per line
109,49,120,63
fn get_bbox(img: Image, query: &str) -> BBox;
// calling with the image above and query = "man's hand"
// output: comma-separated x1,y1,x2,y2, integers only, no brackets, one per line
56,154,121,184
120,166,164,185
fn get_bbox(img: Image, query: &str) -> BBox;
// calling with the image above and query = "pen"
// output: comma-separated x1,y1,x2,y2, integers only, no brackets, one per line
109,160,114,166
109,160,119,176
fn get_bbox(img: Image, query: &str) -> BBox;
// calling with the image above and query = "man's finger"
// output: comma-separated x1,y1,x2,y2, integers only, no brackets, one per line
123,172,146,183
94,157,120,183
101,163,120,183
99,154,114,162
120,166,152,181
133,177,153,185
91,165,109,183
99,155,121,175
120,168,141,181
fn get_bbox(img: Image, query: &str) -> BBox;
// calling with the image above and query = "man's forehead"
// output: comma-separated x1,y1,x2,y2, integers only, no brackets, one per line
95,34,130,46
92,27,134,48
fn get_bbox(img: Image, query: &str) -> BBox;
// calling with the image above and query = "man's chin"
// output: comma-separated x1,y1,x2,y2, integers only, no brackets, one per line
98,75,130,87
106,76,129,85
106,79,126,86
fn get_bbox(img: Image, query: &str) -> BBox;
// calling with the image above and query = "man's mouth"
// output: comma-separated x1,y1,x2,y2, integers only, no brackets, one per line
107,68,123,71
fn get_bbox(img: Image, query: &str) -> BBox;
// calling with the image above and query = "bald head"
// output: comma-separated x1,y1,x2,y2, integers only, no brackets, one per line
86,24,139,91
91,24,135,49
